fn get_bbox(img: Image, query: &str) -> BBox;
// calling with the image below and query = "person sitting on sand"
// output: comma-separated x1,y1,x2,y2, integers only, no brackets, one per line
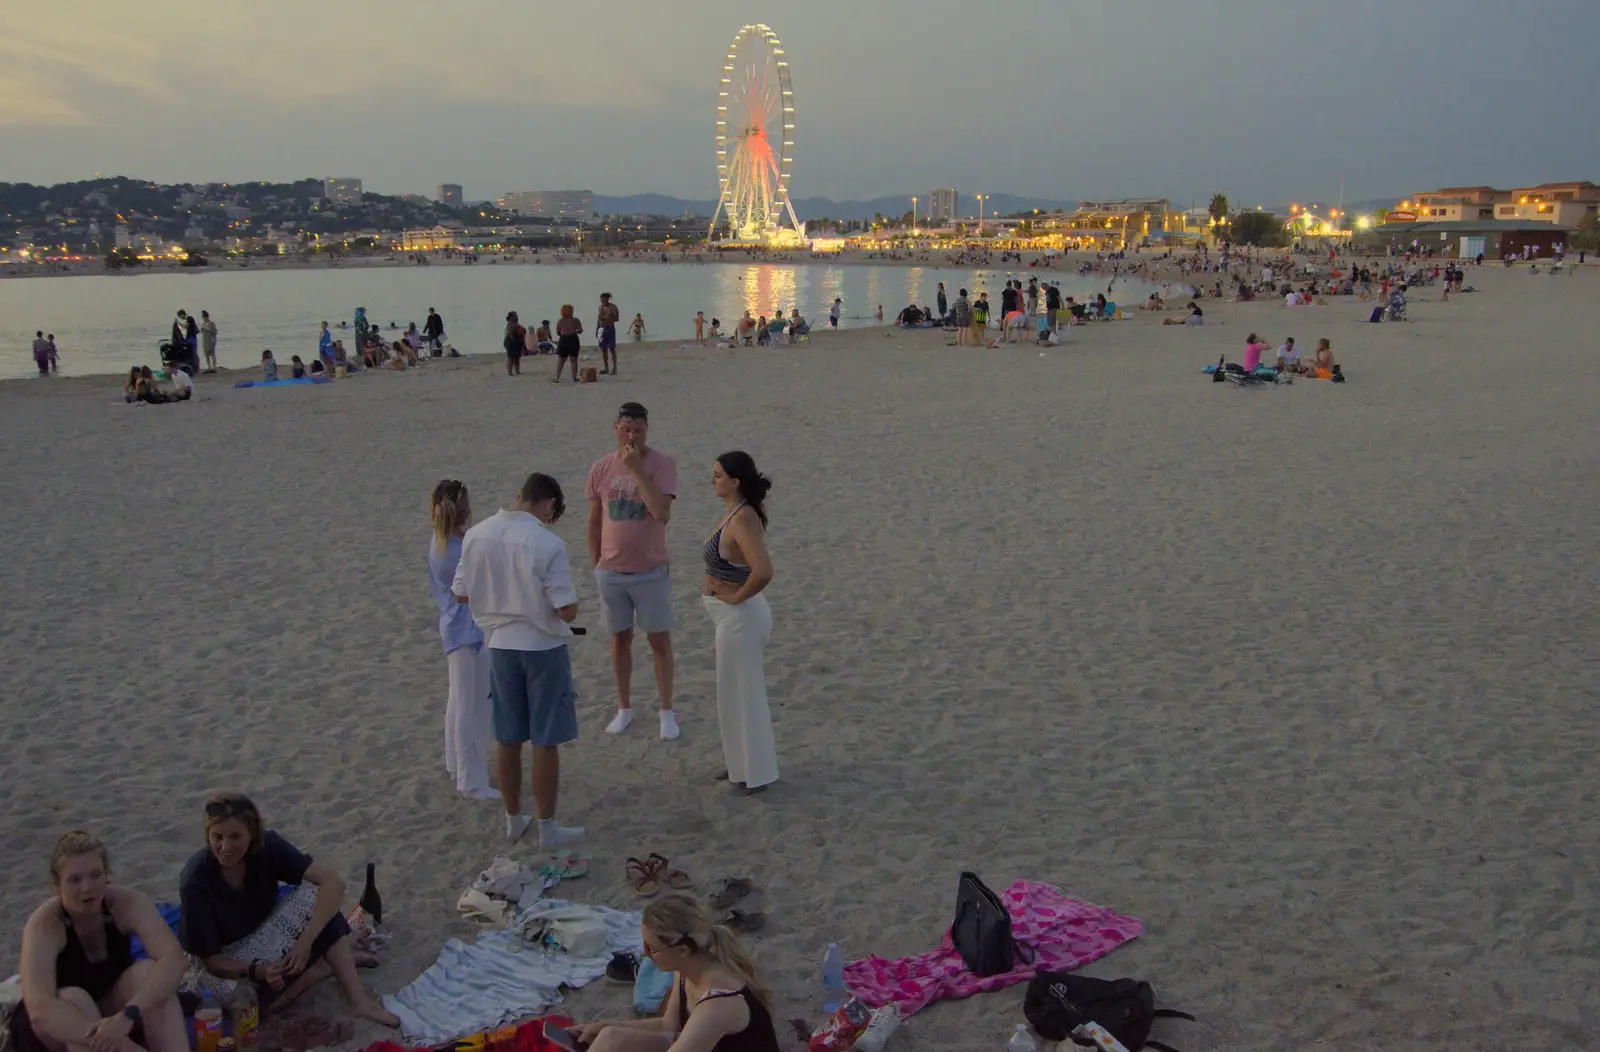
166,363,194,401
1243,333,1268,373
1140,292,1164,311
384,345,408,371
787,309,808,343
737,312,756,346
755,316,771,346
708,318,722,341
535,321,555,355
1163,302,1204,326
13,831,191,1052
260,351,278,382
571,894,779,1052
1299,338,1336,378
178,792,398,1027
122,367,141,404
897,304,923,327
291,355,307,379
1276,337,1299,373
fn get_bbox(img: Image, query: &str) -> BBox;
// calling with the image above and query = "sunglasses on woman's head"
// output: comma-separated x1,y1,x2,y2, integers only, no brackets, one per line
204,798,255,820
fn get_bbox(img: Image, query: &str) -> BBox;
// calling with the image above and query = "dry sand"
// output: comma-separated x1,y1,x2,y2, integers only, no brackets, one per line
1,263,1596,1051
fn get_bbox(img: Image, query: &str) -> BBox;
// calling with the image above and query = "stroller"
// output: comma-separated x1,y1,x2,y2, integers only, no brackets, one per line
1386,292,1407,322
159,339,199,377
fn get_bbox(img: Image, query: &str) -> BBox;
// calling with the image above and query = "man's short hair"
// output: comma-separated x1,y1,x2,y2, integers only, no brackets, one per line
617,401,648,420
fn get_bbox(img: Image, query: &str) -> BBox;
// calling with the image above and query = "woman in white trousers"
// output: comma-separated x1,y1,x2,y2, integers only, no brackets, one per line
429,480,499,800
700,452,778,794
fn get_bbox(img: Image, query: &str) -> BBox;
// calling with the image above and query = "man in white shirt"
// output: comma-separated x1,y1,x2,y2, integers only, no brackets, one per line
168,366,194,400
453,473,584,846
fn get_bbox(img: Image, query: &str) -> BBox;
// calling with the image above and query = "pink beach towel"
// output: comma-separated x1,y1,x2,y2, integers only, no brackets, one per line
842,880,1142,1017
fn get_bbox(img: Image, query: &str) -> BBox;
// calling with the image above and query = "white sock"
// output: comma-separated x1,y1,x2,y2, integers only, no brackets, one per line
659,710,680,741
605,708,633,734
464,787,501,802
538,818,585,847
505,813,533,842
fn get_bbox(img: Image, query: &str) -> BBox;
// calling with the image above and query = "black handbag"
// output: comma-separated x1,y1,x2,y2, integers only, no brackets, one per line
950,871,1030,976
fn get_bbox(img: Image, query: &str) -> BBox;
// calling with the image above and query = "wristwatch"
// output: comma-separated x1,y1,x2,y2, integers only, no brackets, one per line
123,1005,141,1023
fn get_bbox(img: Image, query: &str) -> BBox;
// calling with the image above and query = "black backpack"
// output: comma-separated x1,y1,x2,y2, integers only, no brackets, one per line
1024,974,1195,1051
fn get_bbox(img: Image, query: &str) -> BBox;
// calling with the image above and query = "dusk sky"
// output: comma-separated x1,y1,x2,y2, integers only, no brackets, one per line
4,0,1597,207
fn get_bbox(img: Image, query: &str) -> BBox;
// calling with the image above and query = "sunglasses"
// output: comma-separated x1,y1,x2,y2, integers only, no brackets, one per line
204,798,256,820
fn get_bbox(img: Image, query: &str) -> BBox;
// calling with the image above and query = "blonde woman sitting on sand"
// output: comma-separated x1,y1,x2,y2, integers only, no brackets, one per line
571,894,779,1052
13,831,191,1052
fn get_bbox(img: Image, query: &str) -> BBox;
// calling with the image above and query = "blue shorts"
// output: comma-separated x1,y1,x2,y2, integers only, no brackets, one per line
599,325,617,351
489,646,578,746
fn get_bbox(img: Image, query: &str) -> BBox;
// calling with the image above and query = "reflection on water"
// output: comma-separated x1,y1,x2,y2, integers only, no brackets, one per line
0,263,1162,378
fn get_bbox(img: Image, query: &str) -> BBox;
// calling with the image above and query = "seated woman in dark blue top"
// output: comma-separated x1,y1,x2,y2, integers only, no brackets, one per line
177,793,397,1027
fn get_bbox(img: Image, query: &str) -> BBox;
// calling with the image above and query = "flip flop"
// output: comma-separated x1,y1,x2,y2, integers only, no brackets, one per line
718,908,767,934
540,850,591,882
625,856,662,897
647,852,693,889
708,876,756,910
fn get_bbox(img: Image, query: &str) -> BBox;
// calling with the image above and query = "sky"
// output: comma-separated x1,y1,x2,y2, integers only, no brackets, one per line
3,0,1598,208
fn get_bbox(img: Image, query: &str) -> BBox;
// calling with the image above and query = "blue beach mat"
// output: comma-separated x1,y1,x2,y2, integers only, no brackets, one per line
1202,364,1277,378
233,377,332,389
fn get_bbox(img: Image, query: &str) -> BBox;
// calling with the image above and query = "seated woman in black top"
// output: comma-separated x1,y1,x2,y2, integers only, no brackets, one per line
13,831,189,1052
177,793,397,1027
572,893,778,1052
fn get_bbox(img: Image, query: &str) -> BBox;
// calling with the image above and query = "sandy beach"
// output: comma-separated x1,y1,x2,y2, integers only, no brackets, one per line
1,263,1596,1051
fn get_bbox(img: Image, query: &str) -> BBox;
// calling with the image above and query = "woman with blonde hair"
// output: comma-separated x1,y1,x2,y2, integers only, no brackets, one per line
429,480,497,800
177,794,398,1027
554,304,583,383
571,894,779,1051
13,832,190,1052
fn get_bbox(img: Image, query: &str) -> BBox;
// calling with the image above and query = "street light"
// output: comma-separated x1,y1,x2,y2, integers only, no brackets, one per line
976,193,987,233
911,196,917,233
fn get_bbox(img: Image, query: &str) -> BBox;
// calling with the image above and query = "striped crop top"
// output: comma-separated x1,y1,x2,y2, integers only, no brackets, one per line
703,503,751,584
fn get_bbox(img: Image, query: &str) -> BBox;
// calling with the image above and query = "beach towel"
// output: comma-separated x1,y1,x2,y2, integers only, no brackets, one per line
841,881,1141,1018
382,899,641,1044
233,377,331,389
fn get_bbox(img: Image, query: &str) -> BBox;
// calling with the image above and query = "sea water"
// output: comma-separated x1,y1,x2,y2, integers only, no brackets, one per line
0,261,1159,379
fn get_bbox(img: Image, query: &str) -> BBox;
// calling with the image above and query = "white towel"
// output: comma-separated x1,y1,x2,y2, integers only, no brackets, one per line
382,900,642,1043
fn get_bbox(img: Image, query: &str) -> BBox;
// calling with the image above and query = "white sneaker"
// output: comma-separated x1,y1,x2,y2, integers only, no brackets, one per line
538,819,586,847
660,711,680,741
504,813,533,843
605,708,633,734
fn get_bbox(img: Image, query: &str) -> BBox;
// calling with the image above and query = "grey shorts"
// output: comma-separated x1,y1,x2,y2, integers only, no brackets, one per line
489,646,578,746
595,565,675,635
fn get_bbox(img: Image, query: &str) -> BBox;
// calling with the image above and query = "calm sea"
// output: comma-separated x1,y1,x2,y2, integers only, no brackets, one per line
0,261,1160,379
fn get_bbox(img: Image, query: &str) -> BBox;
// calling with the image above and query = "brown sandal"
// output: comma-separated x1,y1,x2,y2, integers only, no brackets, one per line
648,852,694,890
708,876,756,909
718,907,767,933
625,856,662,897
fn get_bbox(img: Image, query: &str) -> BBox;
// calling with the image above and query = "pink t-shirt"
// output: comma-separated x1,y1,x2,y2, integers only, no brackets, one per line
586,448,678,572
1243,341,1265,372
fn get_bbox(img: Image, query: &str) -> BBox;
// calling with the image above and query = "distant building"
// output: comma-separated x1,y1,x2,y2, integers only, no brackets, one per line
498,190,594,220
928,188,959,223
1357,218,1570,260
437,183,463,208
323,177,363,204
1408,182,1599,227
180,191,205,208
113,224,131,250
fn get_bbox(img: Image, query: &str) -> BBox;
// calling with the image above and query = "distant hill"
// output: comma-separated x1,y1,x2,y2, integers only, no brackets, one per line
593,192,1076,222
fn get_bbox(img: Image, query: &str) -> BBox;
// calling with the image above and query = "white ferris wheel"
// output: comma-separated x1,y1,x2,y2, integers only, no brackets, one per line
710,24,803,244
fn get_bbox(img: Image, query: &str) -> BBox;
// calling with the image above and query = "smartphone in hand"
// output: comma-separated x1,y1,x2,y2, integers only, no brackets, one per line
541,1022,580,1052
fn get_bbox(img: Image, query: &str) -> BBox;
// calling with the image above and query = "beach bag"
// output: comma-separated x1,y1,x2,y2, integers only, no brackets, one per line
1023,973,1195,1051
509,905,609,957
950,872,1028,977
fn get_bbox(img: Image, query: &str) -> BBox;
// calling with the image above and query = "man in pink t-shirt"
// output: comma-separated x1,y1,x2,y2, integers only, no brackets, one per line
586,402,680,740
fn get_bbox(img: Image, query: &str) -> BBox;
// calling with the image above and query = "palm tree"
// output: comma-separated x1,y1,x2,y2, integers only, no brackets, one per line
1208,193,1229,223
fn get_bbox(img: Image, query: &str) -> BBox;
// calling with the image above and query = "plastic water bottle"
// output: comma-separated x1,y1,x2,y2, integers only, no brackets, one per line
820,942,845,1013
1005,1023,1037,1052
